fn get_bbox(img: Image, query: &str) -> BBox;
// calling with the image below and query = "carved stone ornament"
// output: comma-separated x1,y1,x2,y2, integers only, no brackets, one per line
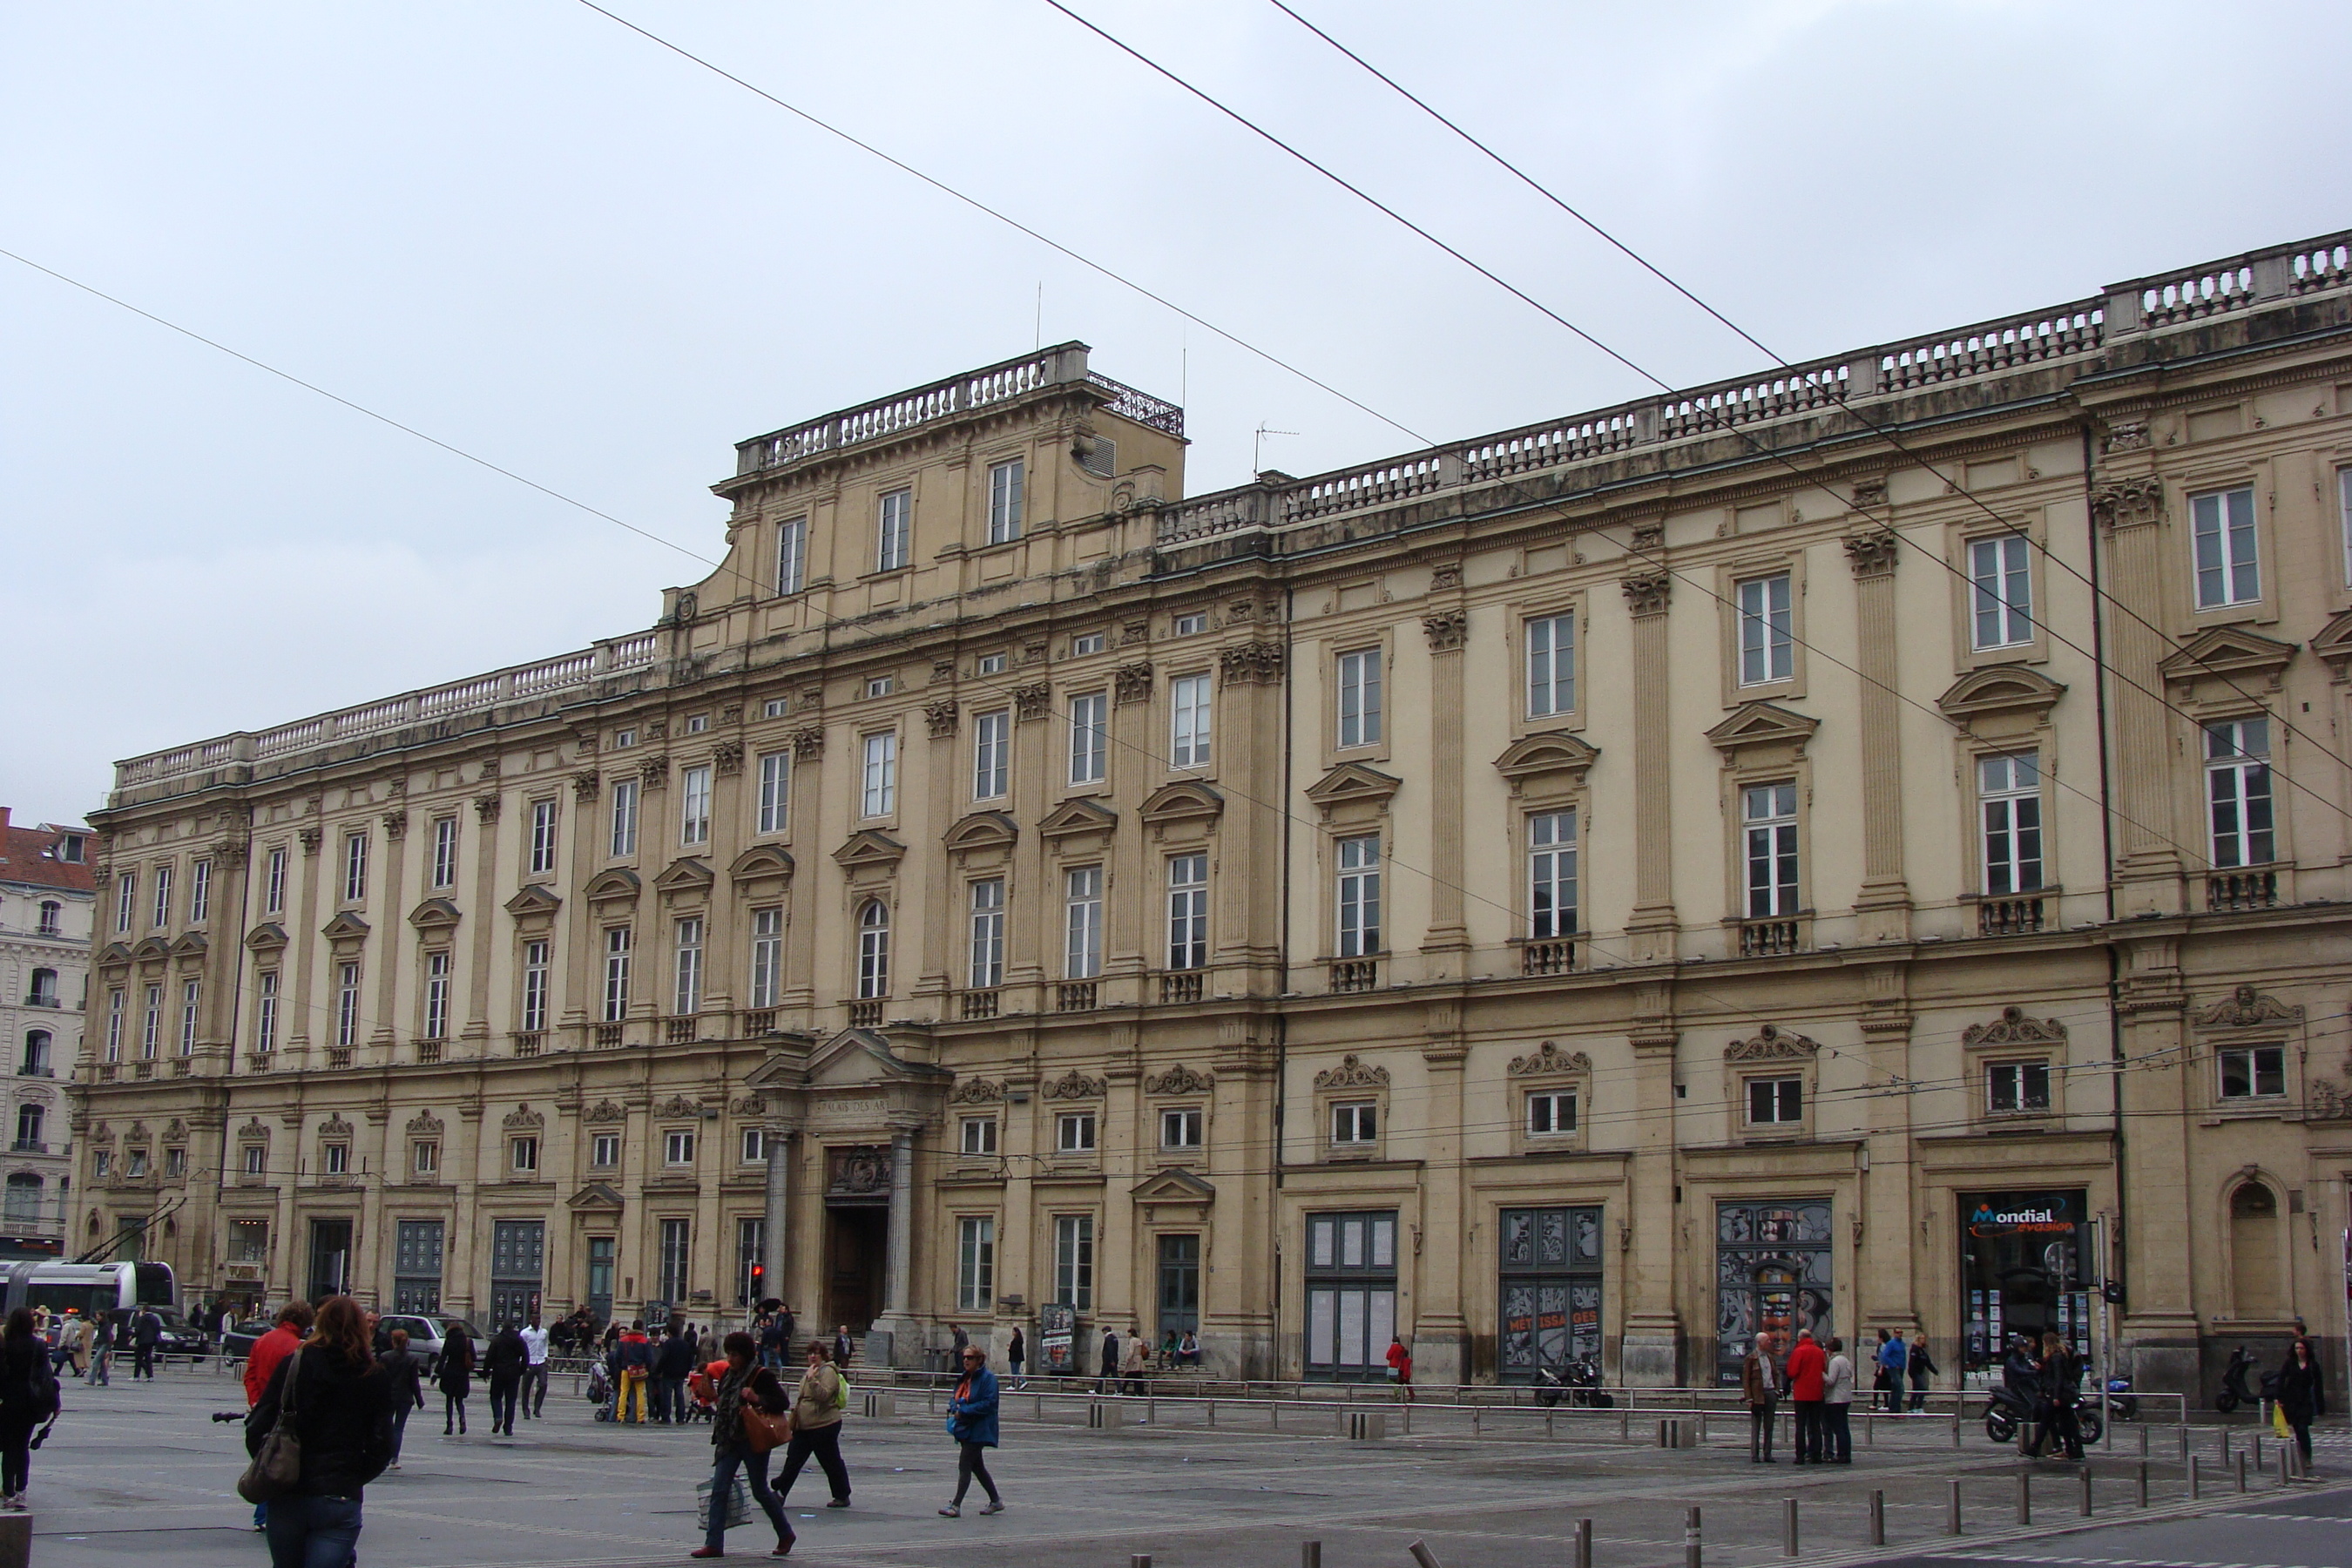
645,720,668,742
381,810,408,841
1021,642,1048,666
2091,475,2166,531
1509,1041,1593,1078
949,1078,1005,1105
1144,1064,1215,1096
1620,571,1673,618
405,1110,445,1138
1961,1005,2069,1050
790,727,826,760
2102,421,2153,453
655,1094,704,1119
639,754,670,789
1422,609,1469,652
571,771,601,802
713,740,744,776
319,1114,355,1139
827,1144,892,1195
163,1118,187,1143
1849,476,1889,511
126,1120,149,1142
930,659,956,686
299,826,322,855
1122,621,1150,646
728,1093,765,1118
1842,529,1900,578
2305,1079,2352,1122
1114,663,1155,705
1012,683,1052,722
90,1122,114,1146
1041,1069,1107,1101
719,705,742,726
473,793,503,824
503,1103,546,1131
2193,983,2305,1030
924,700,960,739
1725,1024,1821,1062
1313,1052,1390,1090
1430,564,1463,591
237,1118,270,1141
1220,640,1287,685
585,1099,627,1125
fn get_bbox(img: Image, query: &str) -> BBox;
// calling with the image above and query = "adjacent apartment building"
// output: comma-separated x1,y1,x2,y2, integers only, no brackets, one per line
73,226,2352,1396
1,809,89,1247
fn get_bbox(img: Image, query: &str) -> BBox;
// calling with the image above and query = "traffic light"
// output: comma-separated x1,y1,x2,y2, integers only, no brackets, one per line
2100,1278,2126,1307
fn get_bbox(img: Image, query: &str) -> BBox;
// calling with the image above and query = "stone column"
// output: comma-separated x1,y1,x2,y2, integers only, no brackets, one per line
1420,608,1470,973
1416,1002,1470,1382
464,787,501,1046
1621,570,1679,961
917,693,958,999
869,1125,917,1367
371,808,409,1047
1845,530,1911,941
1620,977,1681,1383
760,1124,795,1303
2092,476,2186,912
2113,936,2198,1394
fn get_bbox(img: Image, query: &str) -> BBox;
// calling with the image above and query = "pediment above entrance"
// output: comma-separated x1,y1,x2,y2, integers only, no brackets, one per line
1130,1166,1215,1206
741,1028,952,1125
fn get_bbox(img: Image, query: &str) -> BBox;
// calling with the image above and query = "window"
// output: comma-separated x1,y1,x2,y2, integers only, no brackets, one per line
19,1031,48,1075
856,901,889,998
229,1219,268,1262
335,963,361,1047
988,458,1024,544
968,879,1004,989
521,940,550,1032
1305,1211,1397,1379
756,752,790,835
265,846,287,913
1173,612,1206,637
422,952,450,1039
430,817,458,889
141,983,163,1059
1166,854,1208,970
972,710,1010,800
1526,613,1574,717
125,1146,147,1178
956,1216,996,1312
864,676,893,699
114,870,135,934
1071,632,1105,656
14,1106,42,1152
776,516,807,595
510,1136,540,1173
1330,1101,1378,1145
1526,1090,1578,1135
413,1139,439,1175
862,731,897,816
1742,783,1800,917
659,1219,691,1304
24,970,57,1009
960,1117,998,1156
1057,1112,1097,1153
243,1144,267,1176
152,863,173,928
92,1150,110,1179
253,973,277,1053
977,652,1006,675
664,1129,695,1165
1336,648,1382,747
1747,1077,1803,1125
603,928,632,1022
591,1133,620,1168
1054,1213,1095,1309
1335,835,1382,956
740,1125,766,1164
189,858,213,923
2193,486,2260,607
341,833,368,902
614,727,638,749
1170,673,1213,768
673,917,703,1015
1987,1060,2051,1114
1068,693,1107,784
1528,810,1578,938
1979,754,2044,894
56,834,83,864
322,1142,349,1176
1064,866,1103,979
529,800,559,875
2,1175,37,1227
609,778,639,856
876,488,911,571
2206,720,2274,867
166,1146,186,1178
1160,1106,1204,1149
105,988,124,1062
1970,536,2033,648
748,908,783,1010
1737,573,1794,685
2219,1044,2287,1100
679,767,711,846
763,697,789,720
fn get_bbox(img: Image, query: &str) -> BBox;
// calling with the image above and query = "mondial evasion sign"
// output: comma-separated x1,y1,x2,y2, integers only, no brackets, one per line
1965,1195,2078,1239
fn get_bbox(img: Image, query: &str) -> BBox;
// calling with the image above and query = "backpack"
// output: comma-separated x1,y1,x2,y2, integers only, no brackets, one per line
24,1355,58,1422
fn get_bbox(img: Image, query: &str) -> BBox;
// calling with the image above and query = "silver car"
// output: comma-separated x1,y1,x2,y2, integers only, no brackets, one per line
373,1313,486,1374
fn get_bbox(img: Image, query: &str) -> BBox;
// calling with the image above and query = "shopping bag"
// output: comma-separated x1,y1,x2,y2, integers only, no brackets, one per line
695,1475,754,1531
2273,1400,2292,1438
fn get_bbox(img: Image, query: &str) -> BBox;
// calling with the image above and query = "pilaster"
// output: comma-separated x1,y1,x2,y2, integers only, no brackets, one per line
2093,475,2187,912
1845,530,1911,940
1420,609,1470,969
1622,570,1679,960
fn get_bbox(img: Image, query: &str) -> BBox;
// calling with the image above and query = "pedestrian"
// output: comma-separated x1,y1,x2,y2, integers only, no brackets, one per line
615,1321,654,1423
1821,1336,1855,1463
1741,1331,1781,1462
484,1322,528,1436
243,1301,314,1536
520,1315,550,1420
775,1341,853,1510
2275,1336,2326,1470
1096,1326,1119,1395
758,1308,786,1370
132,1302,162,1380
688,1331,794,1559
832,1324,854,1370
438,1322,476,1436
657,1323,695,1424
1907,1332,1936,1413
246,1294,394,1568
1177,1329,1200,1368
1873,1328,1907,1412
778,1306,796,1362
948,1321,968,1375
1005,1326,1026,1388
937,1342,1004,1517
0,1308,59,1511
1785,1328,1827,1463
1385,1335,1414,1402
88,1313,114,1389
382,1328,425,1469
1120,1326,1147,1396
2024,1331,2083,1461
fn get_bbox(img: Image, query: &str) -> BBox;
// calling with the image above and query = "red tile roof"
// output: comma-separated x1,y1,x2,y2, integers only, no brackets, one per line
0,808,94,895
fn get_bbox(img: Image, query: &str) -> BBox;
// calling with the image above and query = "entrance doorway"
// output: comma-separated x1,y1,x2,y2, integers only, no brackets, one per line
824,1206,887,1333
308,1218,354,1304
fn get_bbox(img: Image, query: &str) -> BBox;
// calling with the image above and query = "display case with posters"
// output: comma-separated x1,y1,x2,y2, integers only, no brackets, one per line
1960,1189,2088,1375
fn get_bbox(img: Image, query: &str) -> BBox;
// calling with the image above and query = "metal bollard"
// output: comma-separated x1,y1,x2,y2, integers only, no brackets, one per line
1685,1505,1701,1568
1865,1409,1875,1445
2017,1473,2031,1524
2179,1424,2190,1463
2189,1454,2201,1498
1132,1557,1152,1568
1869,1490,1885,1546
2235,1452,2247,1493
2280,1446,2292,1487
2254,1432,2264,1470
2079,1466,2093,1516
2138,1460,2149,1508
2220,1428,2231,1464
1576,1518,1593,1568
1408,1543,1444,1568
1783,1497,1799,1558
1947,1478,1963,1535
1302,1544,1321,1568
1952,1403,1963,1448
2139,1424,2149,1456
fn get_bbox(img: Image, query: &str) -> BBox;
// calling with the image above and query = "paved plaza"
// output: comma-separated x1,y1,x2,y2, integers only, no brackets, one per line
22,1367,2351,1568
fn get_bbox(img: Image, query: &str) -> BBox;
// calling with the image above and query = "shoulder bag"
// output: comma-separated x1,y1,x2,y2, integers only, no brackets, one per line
237,1349,303,1504
743,1396,793,1454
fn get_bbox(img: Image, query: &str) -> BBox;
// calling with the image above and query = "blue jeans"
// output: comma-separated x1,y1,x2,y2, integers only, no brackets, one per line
265,1492,363,1568
705,1443,793,1553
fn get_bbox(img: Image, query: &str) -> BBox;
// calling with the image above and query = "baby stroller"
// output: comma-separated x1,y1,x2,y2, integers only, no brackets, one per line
685,1358,724,1424
587,1360,613,1420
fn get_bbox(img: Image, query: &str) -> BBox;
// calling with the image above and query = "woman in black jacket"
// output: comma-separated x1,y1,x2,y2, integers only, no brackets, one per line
2275,1336,2327,1469
381,1328,427,1470
0,1309,55,1511
246,1294,393,1568
437,1327,476,1435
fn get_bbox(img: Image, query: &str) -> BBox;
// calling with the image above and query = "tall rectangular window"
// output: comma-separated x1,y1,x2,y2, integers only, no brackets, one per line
249,973,278,1052
529,800,559,875
776,516,807,596
1737,573,1794,685
1526,613,1575,717
1743,782,1801,916
1528,809,1578,937
2193,486,2260,607
105,988,125,1062
876,488,911,571
341,833,368,902
857,902,890,999
659,1219,691,1305
189,858,213,923
335,963,361,1048
969,879,1004,990
862,731,897,817
265,848,287,915
972,710,1010,800
179,979,200,1055
152,864,173,928
1969,536,2033,648
604,927,632,1022
1054,1213,1095,1310
987,458,1024,544
1064,866,1103,979
609,778,639,856
141,984,162,1059
2206,719,2274,868
749,908,782,1009
521,939,550,1031
1166,854,1208,970
1336,835,1381,956
1978,753,2044,894
673,917,703,1015
423,951,451,1039
430,817,458,889
1068,693,1107,784
680,766,712,846
115,870,136,935
1170,673,1213,768
757,753,790,835
1336,649,1382,748
956,1215,996,1313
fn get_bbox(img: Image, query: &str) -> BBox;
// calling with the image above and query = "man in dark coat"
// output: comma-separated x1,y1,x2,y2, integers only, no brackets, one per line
1096,1327,1119,1394
131,1305,162,1380
653,1324,695,1424
483,1324,529,1436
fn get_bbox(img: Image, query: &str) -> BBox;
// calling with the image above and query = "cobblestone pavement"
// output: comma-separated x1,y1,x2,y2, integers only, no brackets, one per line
27,1368,2347,1568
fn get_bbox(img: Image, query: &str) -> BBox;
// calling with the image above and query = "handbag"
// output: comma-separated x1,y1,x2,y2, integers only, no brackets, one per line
696,1474,754,1531
742,1399,792,1454
236,1349,303,1504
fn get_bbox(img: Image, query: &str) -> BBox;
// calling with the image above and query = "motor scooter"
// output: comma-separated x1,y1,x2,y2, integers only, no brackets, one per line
2214,1346,2260,1414
1533,1355,1615,1409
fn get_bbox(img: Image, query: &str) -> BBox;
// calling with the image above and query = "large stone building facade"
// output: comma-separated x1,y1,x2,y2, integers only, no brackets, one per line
0,808,90,1247
74,228,2352,1396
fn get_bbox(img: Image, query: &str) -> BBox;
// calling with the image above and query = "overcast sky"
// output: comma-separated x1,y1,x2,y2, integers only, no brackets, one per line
5,0,2347,828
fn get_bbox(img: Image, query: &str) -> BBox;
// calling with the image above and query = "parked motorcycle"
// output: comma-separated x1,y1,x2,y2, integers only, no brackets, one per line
2104,1375,2139,1422
2214,1346,2259,1414
1532,1356,1615,1408
1985,1379,2105,1446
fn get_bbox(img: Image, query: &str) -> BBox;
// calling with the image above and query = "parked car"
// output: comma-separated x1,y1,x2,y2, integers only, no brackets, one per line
148,1304,206,1358
373,1313,487,1375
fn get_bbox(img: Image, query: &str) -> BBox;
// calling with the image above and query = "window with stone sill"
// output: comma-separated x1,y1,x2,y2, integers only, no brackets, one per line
166,1147,186,1179
740,1126,765,1164
1985,1059,2051,1116
413,1140,438,1175
663,1129,695,1166
591,1133,619,1168
2218,1044,2286,1102
1057,1112,1097,1154
92,1152,110,1179
1330,1100,1378,1146
1744,1075,1804,1128
1159,1106,1203,1150
510,1136,539,1173
125,1148,148,1179
1524,1090,1578,1138
242,1145,266,1176
960,1116,998,1157
321,1143,348,1176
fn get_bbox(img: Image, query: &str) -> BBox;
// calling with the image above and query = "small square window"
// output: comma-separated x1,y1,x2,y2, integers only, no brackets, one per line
686,713,708,734
664,1129,696,1165
1986,1060,2051,1115
591,1133,620,1168
1058,1112,1098,1153
865,677,894,699
510,1136,540,1173
763,698,789,719
1173,613,1206,637
740,1126,766,1164
1525,1091,1578,1135
165,1147,187,1178
977,652,1007,675
613,728,638,750
1747,1077,1803,1125
322,1143,349,1175
960,1117,999,1156
2219,1045,2286,1100
1071,632,1105,657
1159,1107,1203,1149
1331,1101,1379,1144
126,1149,150,1179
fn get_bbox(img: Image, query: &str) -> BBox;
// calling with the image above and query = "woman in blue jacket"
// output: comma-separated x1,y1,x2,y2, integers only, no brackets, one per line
938,1343,1004,1517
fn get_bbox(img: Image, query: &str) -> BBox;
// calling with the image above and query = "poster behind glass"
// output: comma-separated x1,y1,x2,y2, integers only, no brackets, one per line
1959,1189,2088,1371
1714,1200,1834,1385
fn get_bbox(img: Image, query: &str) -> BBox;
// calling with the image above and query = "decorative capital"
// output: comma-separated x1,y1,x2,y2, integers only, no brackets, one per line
1218,640,1287,685
1012,683,1052,722
639,754,670,789
381,810,409,841
2101,421,2152,454
713,739,744,775
2091,475,2166,531
473,794,503,825
1114,662,1155,705
1620,571,1673,618
1848,477,1888,512
1842,529,1900,578
571,770,601,802
1421,609,1469,652
923,700,961,740
298,826,324,855
789,726,826,760
1429,564,1463,592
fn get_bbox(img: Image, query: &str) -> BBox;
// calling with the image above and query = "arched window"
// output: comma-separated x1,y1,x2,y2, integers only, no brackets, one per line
3,1175,40,1227
34,902,61,937
24,970,57,1009
2230,1182,2283,1318
12,1105,42,1152
856,901,891,999
19,1032,48,1076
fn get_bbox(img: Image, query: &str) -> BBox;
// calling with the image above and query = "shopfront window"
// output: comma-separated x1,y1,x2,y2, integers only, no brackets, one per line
1714,1200,1833,1386
1498,1205,1603,1382
1960,1189,2088,1373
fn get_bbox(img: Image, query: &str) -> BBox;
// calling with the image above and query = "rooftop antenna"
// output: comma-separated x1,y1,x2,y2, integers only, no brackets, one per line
1254,423,1298,474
